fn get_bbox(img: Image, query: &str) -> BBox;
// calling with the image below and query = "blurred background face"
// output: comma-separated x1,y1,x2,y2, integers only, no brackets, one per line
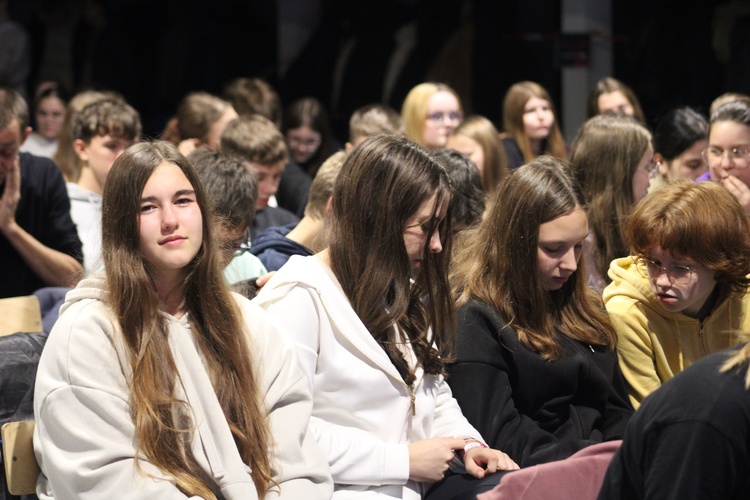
205,106,238,150
706,121,750,187
597,91,634,116
522,96,553,141
286,124,321,164
249,161,283,210
216,223,249,267
632,144,655,203
36,95,66,140
422,91,462,149
77,134,134,193
657,139,708,182
446,134,484,174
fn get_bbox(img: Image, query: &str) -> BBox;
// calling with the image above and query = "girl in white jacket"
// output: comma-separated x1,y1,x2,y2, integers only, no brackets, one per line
256,134,517,499
33,141,332,499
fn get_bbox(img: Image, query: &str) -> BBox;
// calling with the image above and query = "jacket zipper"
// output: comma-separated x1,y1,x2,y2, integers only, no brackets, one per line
409,387,416,416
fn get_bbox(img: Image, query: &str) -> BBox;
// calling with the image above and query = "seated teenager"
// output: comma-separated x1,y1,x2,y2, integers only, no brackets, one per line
33,141,332,498
69,97,141,274
604,180,750,407
220,115,299,240
255,134,518,499
598,339,750,499
188,147,268,285
448,156,633,468
251,151,345,271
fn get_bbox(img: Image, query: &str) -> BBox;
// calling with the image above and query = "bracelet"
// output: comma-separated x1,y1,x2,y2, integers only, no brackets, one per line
459,440,488,460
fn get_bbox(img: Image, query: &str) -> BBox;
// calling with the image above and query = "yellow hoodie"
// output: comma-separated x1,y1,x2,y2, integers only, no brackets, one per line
603,256,750,408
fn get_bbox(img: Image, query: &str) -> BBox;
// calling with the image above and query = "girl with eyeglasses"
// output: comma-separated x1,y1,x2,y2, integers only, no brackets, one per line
706,100,750,213
402,82,464,150
255,134,518,499
283,97,336,178
500,81,567,169
603,180,750,408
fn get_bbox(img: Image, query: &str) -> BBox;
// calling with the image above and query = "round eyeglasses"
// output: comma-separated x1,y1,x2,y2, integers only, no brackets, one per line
701,147,750,169
636,257,699,284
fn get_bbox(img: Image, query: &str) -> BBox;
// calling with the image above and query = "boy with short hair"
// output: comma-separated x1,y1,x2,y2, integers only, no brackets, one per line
220,115,299,238
251,151,346,271
69,97,141,274
188,147,268,286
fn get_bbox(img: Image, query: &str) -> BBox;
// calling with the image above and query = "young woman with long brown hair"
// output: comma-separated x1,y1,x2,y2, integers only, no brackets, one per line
570,114,655,293
448,156,633,469
255,134,517,499
501,81,567,169
33,141,331,498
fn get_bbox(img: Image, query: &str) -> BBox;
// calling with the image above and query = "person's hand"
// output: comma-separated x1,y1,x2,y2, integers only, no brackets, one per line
408,437,466,482
255,271,276,289
720,174,750,214
0,155,21,232
464,447,519,478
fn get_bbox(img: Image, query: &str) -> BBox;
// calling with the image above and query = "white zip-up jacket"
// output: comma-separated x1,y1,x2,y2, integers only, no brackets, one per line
33,276,332,499
254,255,484,499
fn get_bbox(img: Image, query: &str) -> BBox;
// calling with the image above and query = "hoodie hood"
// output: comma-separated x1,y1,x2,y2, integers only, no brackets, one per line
250,223,312,271
59,275,108,317
250,223,306,254
604,257,657,307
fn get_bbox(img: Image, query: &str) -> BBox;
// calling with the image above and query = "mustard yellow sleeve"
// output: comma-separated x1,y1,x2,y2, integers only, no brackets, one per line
607,303,663,409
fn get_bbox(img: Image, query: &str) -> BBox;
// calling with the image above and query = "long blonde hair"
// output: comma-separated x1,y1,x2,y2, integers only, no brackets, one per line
450,115,509,194
102,141,273,497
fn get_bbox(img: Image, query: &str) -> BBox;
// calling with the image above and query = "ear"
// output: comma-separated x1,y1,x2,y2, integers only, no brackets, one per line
22,126,32,143
73,139,89,161
654,153,667,176
345,142,353,153
325,196,333,215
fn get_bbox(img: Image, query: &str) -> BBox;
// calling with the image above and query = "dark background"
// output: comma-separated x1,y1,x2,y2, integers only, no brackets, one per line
8,0,748,141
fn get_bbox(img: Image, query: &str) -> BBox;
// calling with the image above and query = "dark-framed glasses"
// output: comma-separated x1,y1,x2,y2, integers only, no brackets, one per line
701,147,750,168
636,257,698,284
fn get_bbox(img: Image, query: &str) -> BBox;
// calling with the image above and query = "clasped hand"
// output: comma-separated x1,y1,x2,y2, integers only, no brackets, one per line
408,437,519,483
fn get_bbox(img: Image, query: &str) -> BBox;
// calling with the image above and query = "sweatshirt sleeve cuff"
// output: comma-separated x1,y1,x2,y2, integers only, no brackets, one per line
382,442,410,484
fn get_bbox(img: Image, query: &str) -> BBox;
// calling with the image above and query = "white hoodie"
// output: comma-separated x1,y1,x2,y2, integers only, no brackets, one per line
33,276,332,499
255,255,484,499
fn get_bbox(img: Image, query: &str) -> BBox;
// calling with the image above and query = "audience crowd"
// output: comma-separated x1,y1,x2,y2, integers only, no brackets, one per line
2,70,750,500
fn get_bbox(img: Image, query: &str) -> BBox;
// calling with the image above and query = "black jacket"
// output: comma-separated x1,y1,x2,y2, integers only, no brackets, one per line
447,299,633,467
598,348,750,500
